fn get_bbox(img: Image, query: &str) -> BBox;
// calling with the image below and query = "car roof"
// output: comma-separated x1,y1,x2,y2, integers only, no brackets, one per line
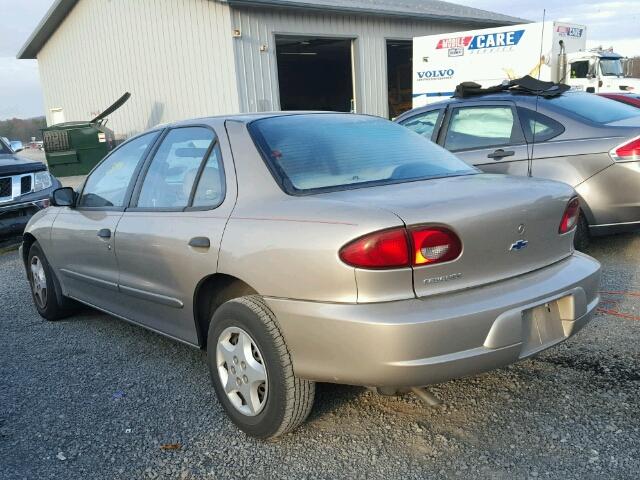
397,91,597,122
420,91,560,108
167,111,355,128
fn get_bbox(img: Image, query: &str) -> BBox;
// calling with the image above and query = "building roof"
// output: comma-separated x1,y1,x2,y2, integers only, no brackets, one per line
224,0,527,25
17,0,527,59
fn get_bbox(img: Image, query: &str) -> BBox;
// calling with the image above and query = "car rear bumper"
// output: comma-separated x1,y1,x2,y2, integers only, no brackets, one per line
266,252,601,387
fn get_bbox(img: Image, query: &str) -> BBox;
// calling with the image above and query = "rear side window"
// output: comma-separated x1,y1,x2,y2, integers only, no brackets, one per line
249,114,476,194
137,127,215,209
399,109,442,141
517,107,565,142
79,131,159,208
444,106,523,151
191,144,225,208
546,93,640,124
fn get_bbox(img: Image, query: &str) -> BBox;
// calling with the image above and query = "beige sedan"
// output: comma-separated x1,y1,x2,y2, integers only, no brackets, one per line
22,113,600,438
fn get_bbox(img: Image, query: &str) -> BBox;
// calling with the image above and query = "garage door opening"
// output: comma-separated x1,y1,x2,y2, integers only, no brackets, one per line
387,40,413,119
276,35,354,112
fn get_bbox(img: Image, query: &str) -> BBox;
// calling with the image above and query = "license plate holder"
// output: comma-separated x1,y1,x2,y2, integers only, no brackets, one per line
521,296,571,357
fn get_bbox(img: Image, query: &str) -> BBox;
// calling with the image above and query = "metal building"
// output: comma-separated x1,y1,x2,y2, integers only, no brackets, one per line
18,0,522,138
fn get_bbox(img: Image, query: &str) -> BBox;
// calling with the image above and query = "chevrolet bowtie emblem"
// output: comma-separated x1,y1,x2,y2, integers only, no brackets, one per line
509,239,529,251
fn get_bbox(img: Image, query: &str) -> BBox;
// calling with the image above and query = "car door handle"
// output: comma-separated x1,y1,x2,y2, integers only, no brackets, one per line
487,149,515,160
189,237,210,248
97,228,112,239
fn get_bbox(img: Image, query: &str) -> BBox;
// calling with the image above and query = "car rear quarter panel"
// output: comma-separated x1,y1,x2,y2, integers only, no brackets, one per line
528,138,616,187
218,120,411,303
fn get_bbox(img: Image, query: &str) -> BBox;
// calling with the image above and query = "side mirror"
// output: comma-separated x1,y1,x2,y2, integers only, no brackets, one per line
51,187,75,207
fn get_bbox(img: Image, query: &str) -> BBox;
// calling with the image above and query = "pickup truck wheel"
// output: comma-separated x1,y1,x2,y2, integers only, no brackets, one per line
28,242,78,321
207,295,315,439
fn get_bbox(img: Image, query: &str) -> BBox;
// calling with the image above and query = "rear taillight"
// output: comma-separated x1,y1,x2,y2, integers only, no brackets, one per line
410,227,462,265
610,136,640,162
339,226,462,269
339,228,410,269
559,197,580,234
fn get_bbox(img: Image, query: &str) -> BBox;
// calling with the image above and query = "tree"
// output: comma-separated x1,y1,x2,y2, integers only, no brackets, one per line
0,116,47,142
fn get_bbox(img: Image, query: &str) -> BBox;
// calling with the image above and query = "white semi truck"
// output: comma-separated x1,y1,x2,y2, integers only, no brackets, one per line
412,21,640,108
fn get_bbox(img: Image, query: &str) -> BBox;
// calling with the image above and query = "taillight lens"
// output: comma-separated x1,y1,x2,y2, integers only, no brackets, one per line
410,227,462,265
610,136,640,161
339,228,409,269
339,226,462,269
559,197,580,234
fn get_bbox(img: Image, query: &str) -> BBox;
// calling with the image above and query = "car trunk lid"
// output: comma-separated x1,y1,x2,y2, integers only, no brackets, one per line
321,174,576,298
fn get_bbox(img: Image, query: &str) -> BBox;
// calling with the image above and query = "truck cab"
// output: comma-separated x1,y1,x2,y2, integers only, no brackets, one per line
568,49,640,94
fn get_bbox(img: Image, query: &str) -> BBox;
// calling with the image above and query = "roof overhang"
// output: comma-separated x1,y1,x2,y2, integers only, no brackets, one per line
17,0,79,59
18,0,528,60
222,0,528,25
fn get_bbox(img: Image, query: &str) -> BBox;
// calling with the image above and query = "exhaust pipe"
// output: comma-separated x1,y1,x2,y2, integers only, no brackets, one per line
411,387,442,407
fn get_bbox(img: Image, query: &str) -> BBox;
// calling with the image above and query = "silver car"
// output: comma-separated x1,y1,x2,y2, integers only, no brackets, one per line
22,113,601,438
395,91,640,249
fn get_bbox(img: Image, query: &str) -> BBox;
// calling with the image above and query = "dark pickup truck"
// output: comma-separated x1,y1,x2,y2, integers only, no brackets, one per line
0,138,61,237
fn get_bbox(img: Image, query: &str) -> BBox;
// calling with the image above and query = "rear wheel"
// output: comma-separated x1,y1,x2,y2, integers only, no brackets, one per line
573,214,590,251
27,242,78,321
207,295,315,439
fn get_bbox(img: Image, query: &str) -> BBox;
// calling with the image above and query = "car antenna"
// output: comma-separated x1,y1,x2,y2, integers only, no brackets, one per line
529,10,546,178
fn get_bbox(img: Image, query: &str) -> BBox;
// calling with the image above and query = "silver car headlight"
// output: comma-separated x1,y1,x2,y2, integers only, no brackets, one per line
34,171,53,192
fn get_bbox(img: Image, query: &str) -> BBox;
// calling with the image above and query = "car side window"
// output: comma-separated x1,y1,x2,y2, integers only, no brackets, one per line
570,61,590,79
399,109,442,141
78,131,159,208
444,106,523,152
191,143,225,208
137,127,215,209
517,107,565,143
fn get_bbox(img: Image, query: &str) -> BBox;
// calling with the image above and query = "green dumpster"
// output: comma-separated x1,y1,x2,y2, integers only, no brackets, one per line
43,93,130,177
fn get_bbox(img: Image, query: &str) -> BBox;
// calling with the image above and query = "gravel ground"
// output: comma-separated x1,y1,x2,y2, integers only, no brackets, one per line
1,236,639,479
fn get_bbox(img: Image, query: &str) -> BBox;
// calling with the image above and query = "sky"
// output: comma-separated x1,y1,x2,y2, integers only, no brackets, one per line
0,0,639,120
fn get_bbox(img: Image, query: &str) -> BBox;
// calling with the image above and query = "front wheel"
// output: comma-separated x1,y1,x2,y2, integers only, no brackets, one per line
27,242,78,320
207,295,315,439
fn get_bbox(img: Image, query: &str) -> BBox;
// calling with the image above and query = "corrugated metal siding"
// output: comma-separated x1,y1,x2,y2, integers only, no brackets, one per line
230,7,475,117
37,0,238,138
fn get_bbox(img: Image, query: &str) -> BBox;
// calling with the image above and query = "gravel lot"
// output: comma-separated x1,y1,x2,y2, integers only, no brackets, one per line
1,236,639,479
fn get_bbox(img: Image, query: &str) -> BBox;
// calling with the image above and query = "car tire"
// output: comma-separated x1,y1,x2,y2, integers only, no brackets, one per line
27,241,78,321
207,295,315,439
574,214,590,251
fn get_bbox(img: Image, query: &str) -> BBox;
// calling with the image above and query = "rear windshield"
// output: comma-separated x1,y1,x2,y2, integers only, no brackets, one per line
546,92,640,124
248,114,476,194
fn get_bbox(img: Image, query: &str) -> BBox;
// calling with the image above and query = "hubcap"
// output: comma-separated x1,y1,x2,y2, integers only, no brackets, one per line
216,327,268,416
30,256,47,309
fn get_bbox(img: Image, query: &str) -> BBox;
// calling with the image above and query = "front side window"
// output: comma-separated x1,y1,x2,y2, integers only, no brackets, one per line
444,106,522,151
517,107,565,143
249,114,476,194
400,109,442,141
570,61,590,79
78,131,159,208
137,127,215,209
